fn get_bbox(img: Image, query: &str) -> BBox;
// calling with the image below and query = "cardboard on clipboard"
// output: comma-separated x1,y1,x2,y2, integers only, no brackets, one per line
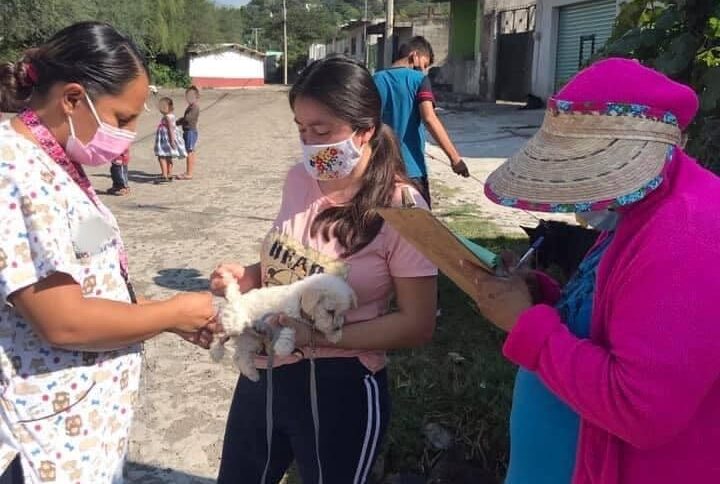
378,206,504,298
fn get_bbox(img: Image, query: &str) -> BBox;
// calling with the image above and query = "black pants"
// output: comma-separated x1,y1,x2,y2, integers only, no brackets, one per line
0,457,23,484
110,163,129,189
217,358,390,484
410,176,432,209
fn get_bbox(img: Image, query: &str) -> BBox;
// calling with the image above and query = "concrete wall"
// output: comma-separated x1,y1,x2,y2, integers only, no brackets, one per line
531,0,620,99
189,50,265,87
413,18,450,65
439,0,484,97
482,11,497,100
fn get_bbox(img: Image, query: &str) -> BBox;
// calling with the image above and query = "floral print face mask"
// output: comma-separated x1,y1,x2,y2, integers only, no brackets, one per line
302,133,362,181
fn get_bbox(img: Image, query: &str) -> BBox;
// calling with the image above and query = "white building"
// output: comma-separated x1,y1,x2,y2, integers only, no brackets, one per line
531,0,621,98
187,44,265,88
309,19,384,70
308,43,327,63
328,20,382,66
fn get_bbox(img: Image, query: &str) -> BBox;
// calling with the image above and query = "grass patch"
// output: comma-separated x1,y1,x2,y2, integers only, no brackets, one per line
384,205,528,481
429,179,461,203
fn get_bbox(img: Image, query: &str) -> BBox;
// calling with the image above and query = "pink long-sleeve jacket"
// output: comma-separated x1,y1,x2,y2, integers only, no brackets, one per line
505,150,720,483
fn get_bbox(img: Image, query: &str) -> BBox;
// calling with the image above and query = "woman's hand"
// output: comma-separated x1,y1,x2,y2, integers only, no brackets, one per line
460,259,533,332
498,250,544,304
210,263,259,296
169,291,217,333
171,326,217,350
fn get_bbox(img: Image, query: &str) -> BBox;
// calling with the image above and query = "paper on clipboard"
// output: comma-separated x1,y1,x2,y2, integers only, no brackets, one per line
378,207,502,298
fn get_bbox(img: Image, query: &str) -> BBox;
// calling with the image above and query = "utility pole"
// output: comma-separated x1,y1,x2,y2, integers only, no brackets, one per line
363,0,369,67
283,0,288,85
384,0,394,69
250,28,262,51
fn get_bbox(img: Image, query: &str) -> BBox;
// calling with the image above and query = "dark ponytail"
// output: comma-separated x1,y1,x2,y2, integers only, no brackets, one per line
289,56,410,257
0,55,35,112
0,22,147,112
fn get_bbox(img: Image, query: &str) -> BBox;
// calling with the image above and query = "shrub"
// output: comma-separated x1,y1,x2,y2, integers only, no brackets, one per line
601,0,720,173
148,61,191,88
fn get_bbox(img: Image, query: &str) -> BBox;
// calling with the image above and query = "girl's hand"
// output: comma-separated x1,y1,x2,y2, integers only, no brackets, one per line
274,314,313,347
210,263,252,296
169,291,217,333
460,259,533,332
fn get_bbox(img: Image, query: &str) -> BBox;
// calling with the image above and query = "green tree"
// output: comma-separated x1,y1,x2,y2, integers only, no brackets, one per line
0,0,95,59
0,0,446,87
602,0,720,172
216,7,245,44
145,0,190,57
94,0,154,52
184,0,222,45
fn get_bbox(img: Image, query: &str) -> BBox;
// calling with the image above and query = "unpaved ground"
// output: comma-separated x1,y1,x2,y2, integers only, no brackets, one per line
88,89,563,482
426,105,571,233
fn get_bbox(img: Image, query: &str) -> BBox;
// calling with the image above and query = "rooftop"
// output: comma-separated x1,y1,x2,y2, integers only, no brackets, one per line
187,43,266,59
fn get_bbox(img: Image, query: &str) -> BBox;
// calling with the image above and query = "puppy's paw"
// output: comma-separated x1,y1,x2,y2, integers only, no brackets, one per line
243,367,261,382
209,341,226,362
273,327,296,357
325,329,342,344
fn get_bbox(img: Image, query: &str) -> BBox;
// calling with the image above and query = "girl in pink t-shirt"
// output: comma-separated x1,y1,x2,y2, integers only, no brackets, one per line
211,57,438,483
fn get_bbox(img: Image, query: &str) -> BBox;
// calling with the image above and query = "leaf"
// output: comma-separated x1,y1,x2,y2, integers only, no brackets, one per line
605,27,646,54
697,47,720,68
655,32,701,75
655,5,680,31
709,17,720,38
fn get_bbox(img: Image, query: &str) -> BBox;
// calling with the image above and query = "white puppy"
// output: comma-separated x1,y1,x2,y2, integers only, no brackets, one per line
210,272,357,381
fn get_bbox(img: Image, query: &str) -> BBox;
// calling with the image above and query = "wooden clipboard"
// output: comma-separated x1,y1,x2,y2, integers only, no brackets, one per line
378,206,503,298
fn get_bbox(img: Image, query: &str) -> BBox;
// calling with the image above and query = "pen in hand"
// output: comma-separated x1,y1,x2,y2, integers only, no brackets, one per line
513,236,544,272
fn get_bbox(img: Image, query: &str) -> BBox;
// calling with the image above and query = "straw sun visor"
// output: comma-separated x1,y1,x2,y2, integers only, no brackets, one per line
487,110,682,207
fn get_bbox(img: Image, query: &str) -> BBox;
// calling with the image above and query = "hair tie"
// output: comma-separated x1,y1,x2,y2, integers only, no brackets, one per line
20,62,38,87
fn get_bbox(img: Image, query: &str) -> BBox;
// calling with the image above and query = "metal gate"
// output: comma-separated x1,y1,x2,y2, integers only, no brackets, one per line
495,5,536,102
555,0,617,89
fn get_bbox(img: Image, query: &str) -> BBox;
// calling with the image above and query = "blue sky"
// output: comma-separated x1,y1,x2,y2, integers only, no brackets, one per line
214,0,250,6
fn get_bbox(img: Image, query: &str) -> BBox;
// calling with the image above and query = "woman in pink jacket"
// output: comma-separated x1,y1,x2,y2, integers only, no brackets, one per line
463,58,720,483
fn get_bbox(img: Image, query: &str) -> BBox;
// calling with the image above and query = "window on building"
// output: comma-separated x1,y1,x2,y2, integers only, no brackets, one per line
351,37,357,56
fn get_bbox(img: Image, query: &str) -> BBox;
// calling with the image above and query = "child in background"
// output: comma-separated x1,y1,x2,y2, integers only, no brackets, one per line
374,36,469,207
154,96,186,183
108,149,130,195
176,85,200,180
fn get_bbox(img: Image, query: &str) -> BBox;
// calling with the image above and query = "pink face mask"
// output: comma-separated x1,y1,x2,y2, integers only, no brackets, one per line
66,92,136,167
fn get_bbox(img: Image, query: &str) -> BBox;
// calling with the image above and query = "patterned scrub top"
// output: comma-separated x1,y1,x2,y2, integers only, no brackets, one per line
0,121,142,483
